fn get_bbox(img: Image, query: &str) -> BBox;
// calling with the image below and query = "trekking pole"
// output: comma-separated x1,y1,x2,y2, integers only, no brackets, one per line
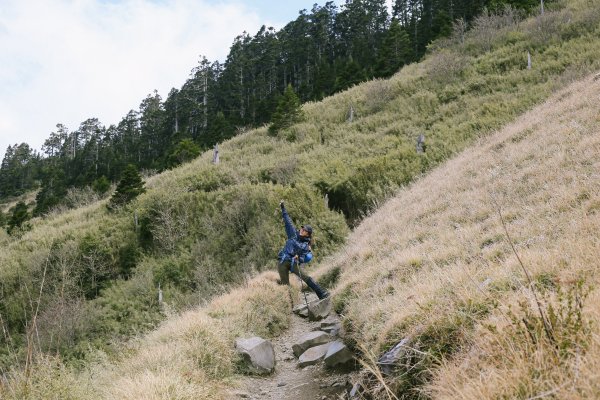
293,257,310,311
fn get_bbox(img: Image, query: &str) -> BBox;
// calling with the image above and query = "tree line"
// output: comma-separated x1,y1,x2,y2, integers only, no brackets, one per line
0,0,542,218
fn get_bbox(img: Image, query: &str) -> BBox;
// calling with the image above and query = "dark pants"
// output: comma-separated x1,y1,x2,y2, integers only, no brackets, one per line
278,260,328,299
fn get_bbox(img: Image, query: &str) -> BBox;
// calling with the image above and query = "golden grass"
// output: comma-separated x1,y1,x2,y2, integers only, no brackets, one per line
0,272,294,399
2,3,600,398
91,273,289,400
3,60,598,400
310,72,600,398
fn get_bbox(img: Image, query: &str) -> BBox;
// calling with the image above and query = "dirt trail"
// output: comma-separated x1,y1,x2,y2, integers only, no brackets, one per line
235,295,353,400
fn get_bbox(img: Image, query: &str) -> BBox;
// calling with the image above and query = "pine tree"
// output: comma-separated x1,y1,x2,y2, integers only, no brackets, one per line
108,164,145,209
7,201,29,234
33,166,67,216
268,84,304,135
207,111,234,146
375,18,412,77
92,176,111,195
167,139,201,167
0,143,39,199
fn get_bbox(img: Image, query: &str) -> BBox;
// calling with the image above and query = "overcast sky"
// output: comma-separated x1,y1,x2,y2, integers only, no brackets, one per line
0,0,391,160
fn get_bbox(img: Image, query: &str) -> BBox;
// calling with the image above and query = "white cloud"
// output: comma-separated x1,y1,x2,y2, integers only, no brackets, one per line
0,0,276,159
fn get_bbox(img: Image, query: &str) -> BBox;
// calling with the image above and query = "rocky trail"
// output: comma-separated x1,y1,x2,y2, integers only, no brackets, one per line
232,293,358,400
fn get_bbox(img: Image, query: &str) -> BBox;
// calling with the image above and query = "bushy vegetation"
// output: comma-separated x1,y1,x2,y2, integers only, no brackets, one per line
108,164,146,209
1,0,600,397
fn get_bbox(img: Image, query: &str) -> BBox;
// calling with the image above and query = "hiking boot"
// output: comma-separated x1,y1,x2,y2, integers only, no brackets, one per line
306,277,329,300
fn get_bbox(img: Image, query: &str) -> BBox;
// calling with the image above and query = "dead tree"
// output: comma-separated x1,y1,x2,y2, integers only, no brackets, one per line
416,134,426,153
213,144,220,164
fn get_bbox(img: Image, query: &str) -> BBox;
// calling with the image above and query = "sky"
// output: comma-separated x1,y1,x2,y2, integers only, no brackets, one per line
0,0,392,160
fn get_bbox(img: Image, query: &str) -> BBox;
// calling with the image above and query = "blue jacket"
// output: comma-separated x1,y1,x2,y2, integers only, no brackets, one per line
277,206,311,264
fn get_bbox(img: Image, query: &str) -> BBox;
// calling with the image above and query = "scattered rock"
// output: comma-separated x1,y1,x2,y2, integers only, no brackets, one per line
320,317,342,335
479,277,492,289
233,391,250,398
349,382,364,398
308,297,332,321
235,337,276,375
298,343,331,367
377,337,411,375
303,292,320,303
320,315,339,328
293,303,309,318
292,331,332,357
324,340,354,368
291,382,310,390
277,382,287,387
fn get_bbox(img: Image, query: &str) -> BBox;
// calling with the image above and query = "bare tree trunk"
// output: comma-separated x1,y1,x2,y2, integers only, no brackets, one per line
213,144,220,164
203,71,208,129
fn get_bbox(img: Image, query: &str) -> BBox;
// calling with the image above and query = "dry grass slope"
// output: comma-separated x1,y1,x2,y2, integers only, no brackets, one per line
0,272,293,399
2,1,600,397
2,60,598,400
316,72,600,398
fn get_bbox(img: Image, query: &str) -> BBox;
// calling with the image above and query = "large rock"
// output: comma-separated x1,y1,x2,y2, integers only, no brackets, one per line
292,331,332,357
235,337,276,375
320,316,342,335
292,303,309,318
377,337,411,375
298,343,331,367
324,340,354,368
308,297,332,321
302,293,319,303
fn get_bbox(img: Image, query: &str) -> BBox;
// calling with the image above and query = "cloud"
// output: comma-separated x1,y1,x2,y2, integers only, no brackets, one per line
0,0,276,159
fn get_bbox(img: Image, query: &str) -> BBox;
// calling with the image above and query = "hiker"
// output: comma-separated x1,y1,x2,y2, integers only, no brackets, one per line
277,200,329,299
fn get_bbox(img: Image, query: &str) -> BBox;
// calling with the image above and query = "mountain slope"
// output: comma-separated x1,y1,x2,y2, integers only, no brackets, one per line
2,0,600,397
4,63,599,400
319,71,600,398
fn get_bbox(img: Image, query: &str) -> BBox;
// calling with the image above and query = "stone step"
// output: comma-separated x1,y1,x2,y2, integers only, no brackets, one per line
324,340,354,368
298,343,331,367
235,337,276,375
292,331,332,358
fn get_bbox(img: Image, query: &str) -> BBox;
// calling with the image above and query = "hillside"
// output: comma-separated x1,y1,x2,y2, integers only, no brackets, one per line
322,71,600,398
0,0,518,205
1,0,600,397
4,58,598,400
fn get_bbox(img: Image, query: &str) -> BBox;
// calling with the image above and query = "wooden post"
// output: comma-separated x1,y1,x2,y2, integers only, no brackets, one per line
213,144,220,164
347,105,354,123
134,211,139,231
416,134,426,154
540,0,544,15
158,283,163,305
527,51,532,70
324,193,329,209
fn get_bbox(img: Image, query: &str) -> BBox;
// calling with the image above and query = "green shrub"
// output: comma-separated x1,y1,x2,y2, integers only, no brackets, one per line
168,138,201,167
109,164,146,209
91,175,111,195
268,84,304,136
7,201,29,234
62,270,162,360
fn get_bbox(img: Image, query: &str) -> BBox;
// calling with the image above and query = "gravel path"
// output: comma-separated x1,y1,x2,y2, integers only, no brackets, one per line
233,295,353,400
